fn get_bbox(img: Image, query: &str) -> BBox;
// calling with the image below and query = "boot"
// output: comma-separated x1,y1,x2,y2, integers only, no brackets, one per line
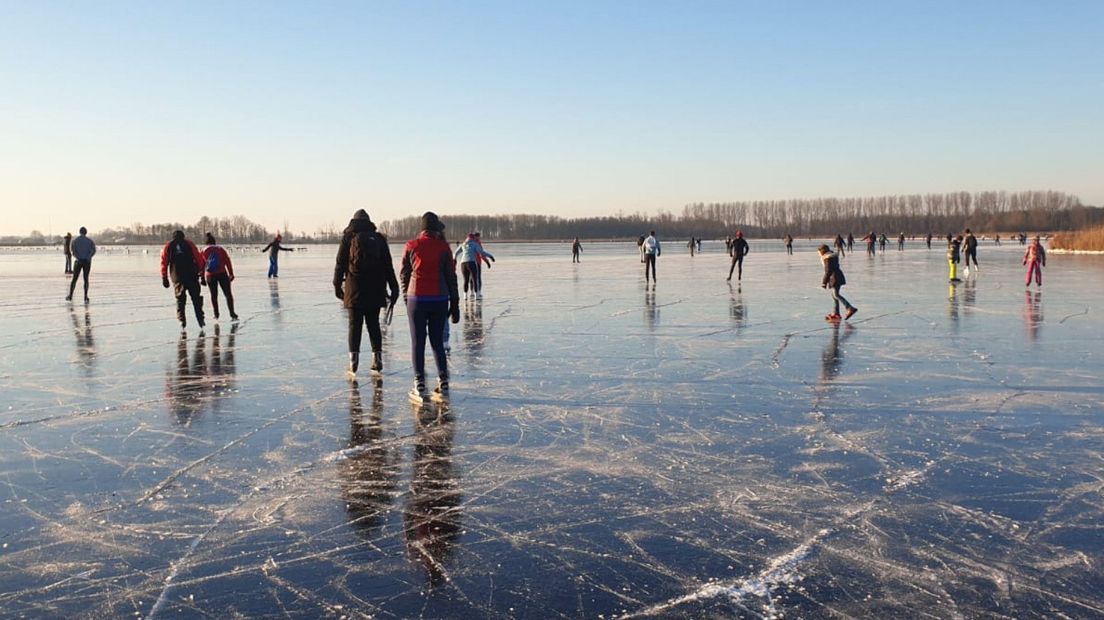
370,351,382,374
347,352,359,375
433,375,450,402
409,377,429,404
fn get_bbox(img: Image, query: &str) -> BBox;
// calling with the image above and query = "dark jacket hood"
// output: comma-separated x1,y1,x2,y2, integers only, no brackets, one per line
345,218,377,235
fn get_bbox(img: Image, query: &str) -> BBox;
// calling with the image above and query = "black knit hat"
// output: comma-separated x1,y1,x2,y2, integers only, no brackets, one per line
353,209,370,220
205,232,216,245
420,211,444,232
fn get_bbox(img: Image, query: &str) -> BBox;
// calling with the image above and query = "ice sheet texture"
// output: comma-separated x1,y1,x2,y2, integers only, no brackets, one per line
1,241,1102,618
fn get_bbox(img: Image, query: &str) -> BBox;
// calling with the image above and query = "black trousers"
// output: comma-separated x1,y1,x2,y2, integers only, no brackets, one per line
207,273,235,318
461,261,481,293
644,254,657,281
349,307,383,353
174,278,204,324
68,260,91,298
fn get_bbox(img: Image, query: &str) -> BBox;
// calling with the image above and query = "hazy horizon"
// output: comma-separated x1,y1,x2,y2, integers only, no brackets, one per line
3,1,1102,236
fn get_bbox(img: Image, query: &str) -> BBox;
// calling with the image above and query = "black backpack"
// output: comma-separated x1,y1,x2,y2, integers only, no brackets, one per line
348,231,382,277
170,242,197,278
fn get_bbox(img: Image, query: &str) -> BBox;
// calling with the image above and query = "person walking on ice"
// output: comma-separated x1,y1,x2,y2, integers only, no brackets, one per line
818,244,857,322
571,237,582,263
401,212,460,404
63,231,73,274
66,227,96,303
202,233,238,321
261,233,294,278
727,231,749,282
641,230,661,288
947,234,962,283
1023,235,1046,287
334,209,400,377
161,230,207,329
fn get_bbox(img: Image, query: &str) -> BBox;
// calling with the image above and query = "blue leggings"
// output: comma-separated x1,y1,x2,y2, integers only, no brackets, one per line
406,298,449,380
268,256,278,277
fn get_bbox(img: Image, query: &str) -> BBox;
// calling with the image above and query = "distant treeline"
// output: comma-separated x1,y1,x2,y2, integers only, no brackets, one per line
3,215,276,246
377,190,1100,240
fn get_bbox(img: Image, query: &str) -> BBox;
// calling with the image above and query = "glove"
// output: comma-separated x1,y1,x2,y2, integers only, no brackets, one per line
450,302,460,324
200,277,207,286
229,275,235,282
162,277,170,289
389,293,399,306
334,286,344,300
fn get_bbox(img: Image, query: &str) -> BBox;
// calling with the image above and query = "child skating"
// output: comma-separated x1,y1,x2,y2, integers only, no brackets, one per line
1023,235,1046,287
818,245,857,322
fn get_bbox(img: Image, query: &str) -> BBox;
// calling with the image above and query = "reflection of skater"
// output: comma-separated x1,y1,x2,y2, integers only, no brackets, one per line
341,380,399,539
947,235,962,282
69,307,96,377
66,227,97,303
962,228,979,273
261,233,294,278
571,237,582,263
642,230,660,287
726,231,748,281
820,321,854,384
160,230,207,329
729,282,745,326
334,209,400,377
454,232,494,300
401,212,460,403
63,232,73,274
1023,236,1046,287
202,233,238,321
404,407,462,586
1023,290,1043,341
818,244,857,322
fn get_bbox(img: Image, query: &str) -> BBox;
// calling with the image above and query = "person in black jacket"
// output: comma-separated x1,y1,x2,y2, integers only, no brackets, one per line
818,244,857,321
726,231,749,281
334,210,400,376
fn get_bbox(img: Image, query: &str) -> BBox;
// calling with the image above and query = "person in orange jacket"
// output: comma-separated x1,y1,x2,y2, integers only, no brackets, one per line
160,230,207,329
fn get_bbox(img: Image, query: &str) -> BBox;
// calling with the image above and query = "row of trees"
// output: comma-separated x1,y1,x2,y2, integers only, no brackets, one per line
378,190,1096,240
97,216,274,244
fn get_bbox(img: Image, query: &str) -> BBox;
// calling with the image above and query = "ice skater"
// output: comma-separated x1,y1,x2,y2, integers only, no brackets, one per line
160,230,207,329
455,232,495,299
687,237,696,256
834,234,846,258
897,233,905,251
727,231,749,281
818,245,857,322
63,231,73,274
572,237,582,263
202,233,238,321
642,230,660,287
1023,235,1046,287
925,232,933,249
846,232,854,253
66,227,96,303
962,228,979,274
261,233,294,278
863,232,876,256
400,212,460,403
783,233,793,255
334,209,400,377
947,234,962,282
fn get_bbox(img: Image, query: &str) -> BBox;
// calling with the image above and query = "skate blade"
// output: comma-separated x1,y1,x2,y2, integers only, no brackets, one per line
408,391,428,406
431,391,449,404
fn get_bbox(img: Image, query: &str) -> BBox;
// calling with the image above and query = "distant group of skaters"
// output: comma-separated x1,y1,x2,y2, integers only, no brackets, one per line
60,216,1051,401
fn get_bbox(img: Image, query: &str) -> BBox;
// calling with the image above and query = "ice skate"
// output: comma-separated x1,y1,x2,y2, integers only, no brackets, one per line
369,351,382,375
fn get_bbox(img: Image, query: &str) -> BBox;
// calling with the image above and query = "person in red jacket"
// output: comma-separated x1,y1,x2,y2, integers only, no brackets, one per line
202,233,238,321
160,230,207,329
400,212,460,403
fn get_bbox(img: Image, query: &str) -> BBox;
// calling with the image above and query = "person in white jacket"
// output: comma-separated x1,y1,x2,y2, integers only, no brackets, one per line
454,232,495,299
642,231,660,288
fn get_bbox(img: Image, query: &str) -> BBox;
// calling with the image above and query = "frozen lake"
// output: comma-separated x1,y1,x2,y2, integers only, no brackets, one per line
1,239,1102,618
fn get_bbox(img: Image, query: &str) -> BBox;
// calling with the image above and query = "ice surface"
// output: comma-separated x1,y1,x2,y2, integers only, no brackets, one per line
1,240,1102,618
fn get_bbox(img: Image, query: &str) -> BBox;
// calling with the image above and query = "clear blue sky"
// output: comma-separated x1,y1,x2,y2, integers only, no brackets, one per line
2,0,1101,235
